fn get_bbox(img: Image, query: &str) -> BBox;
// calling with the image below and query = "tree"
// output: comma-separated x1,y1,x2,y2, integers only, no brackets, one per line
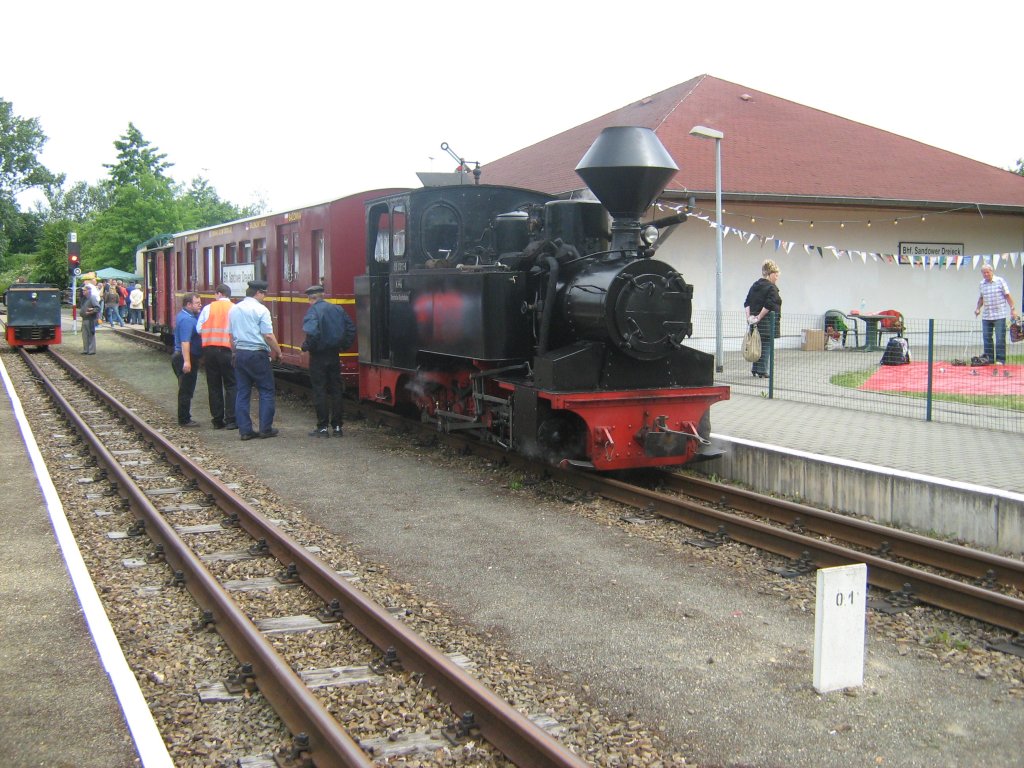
103,122,172,188
0,99,60,265
44,180,109,222
33,218,76,286
178,176,259,230
83,125,179,269
1015,158,1024,177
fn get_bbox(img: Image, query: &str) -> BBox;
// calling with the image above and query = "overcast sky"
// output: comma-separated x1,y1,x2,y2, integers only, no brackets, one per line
6,1,1022,213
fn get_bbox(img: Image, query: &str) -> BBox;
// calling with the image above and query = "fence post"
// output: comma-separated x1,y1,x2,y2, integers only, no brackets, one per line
767,311,776,399
925,318,934,422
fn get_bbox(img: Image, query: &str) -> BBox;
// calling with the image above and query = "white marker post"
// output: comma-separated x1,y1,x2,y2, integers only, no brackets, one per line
813,563,867,693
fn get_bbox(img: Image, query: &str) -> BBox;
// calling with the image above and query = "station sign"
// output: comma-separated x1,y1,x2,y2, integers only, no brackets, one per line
898,242,964,259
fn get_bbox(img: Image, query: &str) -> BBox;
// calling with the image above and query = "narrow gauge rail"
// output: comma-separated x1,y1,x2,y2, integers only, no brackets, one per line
658,473,1024,593
20,346,589,768
567,472,1024,636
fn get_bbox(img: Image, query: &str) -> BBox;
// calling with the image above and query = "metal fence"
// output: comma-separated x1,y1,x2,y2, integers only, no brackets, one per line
688,310,1024,434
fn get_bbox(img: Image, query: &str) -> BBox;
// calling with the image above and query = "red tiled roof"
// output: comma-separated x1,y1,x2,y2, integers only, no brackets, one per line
480,75,1024,210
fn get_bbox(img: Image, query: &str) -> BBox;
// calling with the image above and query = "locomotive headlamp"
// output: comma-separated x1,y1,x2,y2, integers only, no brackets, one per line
641,225,660,246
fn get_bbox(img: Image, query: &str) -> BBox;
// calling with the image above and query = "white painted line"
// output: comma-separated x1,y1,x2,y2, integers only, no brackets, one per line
711,432,1024,503
0,355,173,768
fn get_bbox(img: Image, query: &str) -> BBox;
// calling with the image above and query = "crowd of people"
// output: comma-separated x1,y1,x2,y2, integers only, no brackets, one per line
79,278,353,441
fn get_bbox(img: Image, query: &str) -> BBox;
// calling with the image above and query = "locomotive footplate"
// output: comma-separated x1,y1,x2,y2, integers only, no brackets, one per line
506,382,730,472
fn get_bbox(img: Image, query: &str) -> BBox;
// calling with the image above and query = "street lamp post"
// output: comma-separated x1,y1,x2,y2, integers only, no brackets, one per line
689,125,725,373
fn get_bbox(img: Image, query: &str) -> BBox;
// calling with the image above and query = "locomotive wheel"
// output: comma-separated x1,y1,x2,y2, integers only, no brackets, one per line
536,415,587,462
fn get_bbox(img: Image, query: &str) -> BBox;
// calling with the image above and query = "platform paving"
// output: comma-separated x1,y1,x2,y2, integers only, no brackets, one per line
709,391,1022,494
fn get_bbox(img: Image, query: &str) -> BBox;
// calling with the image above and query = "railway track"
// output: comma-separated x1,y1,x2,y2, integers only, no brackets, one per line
355,407,1024,641
18,345,589,768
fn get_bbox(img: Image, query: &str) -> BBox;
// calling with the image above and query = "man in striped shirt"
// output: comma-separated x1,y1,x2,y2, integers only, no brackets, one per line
974,264,1018,364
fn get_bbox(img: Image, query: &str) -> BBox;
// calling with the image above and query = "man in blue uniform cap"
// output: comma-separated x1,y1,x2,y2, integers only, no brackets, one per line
301,284,354,436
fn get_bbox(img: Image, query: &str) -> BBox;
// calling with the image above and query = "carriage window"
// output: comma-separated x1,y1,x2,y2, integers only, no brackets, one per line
204,247,214,287
241,240,252,263
313,230,324,283
254,238,266,281
422,203,460,261
176,250,184,288
215,245,225,283
186,242,197,288
227,243,236,265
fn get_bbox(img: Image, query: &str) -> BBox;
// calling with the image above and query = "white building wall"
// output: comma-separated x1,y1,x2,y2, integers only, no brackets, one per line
655,202,1024,322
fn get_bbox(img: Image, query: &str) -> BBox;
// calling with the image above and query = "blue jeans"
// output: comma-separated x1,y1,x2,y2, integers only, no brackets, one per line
982,318,1007,363
752,313,777,376
234,349,275,435
105,306,124,326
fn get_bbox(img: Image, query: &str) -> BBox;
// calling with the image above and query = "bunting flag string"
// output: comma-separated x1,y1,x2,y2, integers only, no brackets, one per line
657,202,1022,271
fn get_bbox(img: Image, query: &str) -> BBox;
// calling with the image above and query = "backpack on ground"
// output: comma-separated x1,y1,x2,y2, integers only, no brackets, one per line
880,337,910,366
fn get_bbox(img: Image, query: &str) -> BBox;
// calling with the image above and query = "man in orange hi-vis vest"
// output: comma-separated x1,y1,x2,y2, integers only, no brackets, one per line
197,283,238,429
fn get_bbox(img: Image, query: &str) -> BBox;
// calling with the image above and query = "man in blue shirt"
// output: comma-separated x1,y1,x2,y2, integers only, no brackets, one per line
172,293,203,426
228,280,282,440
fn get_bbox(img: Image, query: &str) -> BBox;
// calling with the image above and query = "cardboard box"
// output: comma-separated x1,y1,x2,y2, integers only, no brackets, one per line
801,328,825,351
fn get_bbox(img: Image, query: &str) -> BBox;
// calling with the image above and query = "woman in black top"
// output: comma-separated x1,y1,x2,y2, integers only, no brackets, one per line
743,259,782,377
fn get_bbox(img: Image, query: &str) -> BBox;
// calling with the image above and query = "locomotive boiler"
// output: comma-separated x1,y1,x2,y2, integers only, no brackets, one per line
356,126,728,470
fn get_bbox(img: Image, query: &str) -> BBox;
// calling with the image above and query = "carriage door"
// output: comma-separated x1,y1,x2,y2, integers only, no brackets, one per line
277,222,301,359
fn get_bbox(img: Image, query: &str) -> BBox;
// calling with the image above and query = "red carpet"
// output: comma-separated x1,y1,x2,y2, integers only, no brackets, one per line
859,362,1023,395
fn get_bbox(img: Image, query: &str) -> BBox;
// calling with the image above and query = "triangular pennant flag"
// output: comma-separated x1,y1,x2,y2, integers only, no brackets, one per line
774,239,780,252
860,251,867,264
973,254,981,269
1012,253,1020,267
746,233,756,245
816,247,824,258
759,235,768,248
804,244,814,255
784,242,794,254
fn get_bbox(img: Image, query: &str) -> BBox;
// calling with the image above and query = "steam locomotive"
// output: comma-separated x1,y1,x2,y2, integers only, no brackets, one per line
143,126,728,470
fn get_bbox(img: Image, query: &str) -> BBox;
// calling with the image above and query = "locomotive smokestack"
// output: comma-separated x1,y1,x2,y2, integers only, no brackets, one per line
575,126,678,254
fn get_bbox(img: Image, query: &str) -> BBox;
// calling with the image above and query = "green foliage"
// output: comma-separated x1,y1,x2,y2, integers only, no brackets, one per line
178,176,257,230
103,122,172,189
1015,158,1024,176
0,251,36,297
4,116,258,274
0,98,62,265
82,165,179,270
34,219,76,286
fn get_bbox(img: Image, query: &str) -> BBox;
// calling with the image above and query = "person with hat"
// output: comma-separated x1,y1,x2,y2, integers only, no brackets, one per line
197,283,237,430
228,280,282,440
301,284,355,437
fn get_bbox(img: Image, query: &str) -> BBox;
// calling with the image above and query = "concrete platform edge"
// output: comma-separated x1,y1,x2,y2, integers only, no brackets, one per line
0,354,173,767
701,433,1024,555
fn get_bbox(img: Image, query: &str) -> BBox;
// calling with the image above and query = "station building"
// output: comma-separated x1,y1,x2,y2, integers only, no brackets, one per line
482,74,1024,323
